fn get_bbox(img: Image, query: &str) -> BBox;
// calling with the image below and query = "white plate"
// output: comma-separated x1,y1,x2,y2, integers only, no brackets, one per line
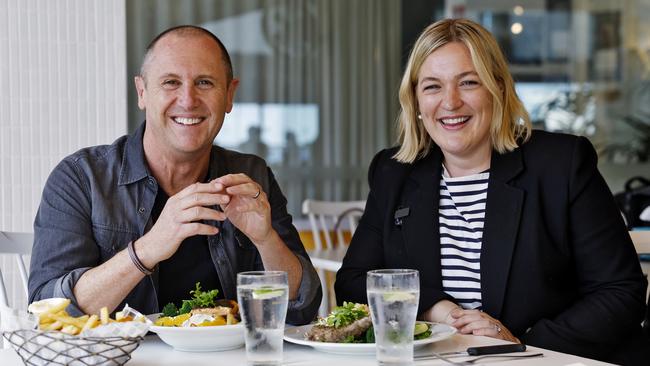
148,314,245,352
283,321,456,355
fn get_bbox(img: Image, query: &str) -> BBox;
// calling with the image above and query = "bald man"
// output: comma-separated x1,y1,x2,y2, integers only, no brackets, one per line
29,25,321,325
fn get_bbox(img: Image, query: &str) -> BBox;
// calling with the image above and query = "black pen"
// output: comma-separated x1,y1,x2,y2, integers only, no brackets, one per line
440,343,526,356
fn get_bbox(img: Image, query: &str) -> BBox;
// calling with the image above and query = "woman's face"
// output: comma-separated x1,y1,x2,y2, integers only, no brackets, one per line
416,42,493,171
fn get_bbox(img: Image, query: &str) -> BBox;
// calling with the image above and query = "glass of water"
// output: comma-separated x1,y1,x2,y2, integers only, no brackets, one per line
237,271,289,365
367,269,420,365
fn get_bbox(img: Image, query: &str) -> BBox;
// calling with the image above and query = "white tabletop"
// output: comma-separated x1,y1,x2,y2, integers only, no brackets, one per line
1,332,613,366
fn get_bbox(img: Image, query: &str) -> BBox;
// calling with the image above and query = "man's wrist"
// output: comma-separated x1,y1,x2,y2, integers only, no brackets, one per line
127,240,155,275
253,229,282,248
132,237,159,271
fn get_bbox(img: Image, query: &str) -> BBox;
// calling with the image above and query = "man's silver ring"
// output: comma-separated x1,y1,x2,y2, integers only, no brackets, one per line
253,189,261,199
495,324,502,333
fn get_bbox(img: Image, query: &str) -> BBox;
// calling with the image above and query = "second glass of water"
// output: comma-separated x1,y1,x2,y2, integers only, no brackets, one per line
237,271,289,366
367,269,420,365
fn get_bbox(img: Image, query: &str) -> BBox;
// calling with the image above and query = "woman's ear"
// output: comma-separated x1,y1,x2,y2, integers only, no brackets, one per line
497,78,505,94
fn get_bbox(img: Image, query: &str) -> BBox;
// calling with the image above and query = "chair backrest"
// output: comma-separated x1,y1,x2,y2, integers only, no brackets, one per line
0,232,33,308
629,231,650,336
302,199,366,250
630,231,650,255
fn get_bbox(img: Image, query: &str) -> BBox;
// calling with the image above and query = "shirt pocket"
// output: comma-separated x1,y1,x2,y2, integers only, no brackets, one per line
92,224,139,261
231,229,263,271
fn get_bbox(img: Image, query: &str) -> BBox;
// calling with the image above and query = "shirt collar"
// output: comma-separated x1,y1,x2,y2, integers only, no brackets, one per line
118,122,150,186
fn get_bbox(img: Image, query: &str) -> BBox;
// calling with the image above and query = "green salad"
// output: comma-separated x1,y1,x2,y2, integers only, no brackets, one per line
161,282,219,317
342,322,432,343
319,302,433,343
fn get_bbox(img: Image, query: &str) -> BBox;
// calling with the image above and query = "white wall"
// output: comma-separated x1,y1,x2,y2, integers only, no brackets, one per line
0,0,127,310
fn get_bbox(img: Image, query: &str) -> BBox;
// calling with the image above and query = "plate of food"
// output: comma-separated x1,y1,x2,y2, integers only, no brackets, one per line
283,302,456,355
149,282,244,352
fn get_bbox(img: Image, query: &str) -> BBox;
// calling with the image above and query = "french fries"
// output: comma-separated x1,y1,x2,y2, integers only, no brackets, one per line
28,298,144,336
100,306,109,325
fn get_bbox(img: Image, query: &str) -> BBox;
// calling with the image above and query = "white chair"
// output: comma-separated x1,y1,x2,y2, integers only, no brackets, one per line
629,231,650,334
630,231,650,255
302,199,366,317
0,232,33,308
303,199,366,251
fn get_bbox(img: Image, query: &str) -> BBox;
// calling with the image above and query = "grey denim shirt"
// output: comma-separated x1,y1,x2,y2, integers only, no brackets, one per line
29,123,322,325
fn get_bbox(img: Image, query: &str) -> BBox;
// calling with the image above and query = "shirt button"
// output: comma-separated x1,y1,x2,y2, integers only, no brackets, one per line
148,178,154,185
138,207,145,214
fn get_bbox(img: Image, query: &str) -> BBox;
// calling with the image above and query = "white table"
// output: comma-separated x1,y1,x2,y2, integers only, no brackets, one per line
1,332,613,365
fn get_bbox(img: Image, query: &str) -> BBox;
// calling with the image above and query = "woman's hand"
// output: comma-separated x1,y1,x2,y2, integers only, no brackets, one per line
419,300,461,325
449,308,520,343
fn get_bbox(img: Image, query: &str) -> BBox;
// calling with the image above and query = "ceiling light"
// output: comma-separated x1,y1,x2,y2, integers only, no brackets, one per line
513,5,524,16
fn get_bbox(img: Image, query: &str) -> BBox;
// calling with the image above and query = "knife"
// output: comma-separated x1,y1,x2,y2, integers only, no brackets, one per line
441,343,526,356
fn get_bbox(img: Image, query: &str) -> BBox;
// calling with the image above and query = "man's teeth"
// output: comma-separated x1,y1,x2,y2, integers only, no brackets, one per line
440,116,470,125
173,117,203,125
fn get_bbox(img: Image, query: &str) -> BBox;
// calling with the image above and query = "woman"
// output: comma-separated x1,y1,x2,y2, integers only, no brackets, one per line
335,18,648,364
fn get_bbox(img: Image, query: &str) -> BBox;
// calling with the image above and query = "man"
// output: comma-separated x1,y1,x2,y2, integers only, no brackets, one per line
28,25,321,325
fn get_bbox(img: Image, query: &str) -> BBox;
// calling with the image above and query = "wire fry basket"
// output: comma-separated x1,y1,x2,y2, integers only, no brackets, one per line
2,329,142,366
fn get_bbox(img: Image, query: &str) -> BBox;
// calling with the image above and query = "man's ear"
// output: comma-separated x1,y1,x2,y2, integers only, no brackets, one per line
225,78,240,113
134,76,147,110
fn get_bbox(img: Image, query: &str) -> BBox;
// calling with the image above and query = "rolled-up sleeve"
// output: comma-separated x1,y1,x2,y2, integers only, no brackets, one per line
29,157,98,315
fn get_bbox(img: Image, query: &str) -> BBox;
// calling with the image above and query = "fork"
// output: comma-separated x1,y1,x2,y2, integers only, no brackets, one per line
416,352,544,365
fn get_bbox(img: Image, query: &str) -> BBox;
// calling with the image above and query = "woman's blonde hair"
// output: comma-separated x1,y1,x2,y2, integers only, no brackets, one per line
394,18,531,163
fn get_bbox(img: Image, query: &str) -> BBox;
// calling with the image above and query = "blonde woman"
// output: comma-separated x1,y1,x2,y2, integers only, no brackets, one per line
335,18,648,364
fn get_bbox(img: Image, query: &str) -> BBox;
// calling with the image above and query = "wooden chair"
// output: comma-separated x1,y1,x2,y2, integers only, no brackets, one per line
302,199,366,317
0,231,33,308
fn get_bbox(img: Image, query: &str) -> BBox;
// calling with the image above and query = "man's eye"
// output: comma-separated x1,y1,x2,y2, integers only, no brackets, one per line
197,80,214,88
162,80,180,88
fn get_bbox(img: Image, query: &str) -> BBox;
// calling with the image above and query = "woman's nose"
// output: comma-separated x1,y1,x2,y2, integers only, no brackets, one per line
442,87,462,110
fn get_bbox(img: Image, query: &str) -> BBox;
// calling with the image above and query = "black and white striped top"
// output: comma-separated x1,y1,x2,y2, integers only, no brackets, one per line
439,166,489,310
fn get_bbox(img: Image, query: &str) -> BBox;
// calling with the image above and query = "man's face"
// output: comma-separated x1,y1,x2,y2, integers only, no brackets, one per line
135,33,238,158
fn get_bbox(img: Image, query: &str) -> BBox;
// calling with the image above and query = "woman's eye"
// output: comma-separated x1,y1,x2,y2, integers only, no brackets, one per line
460,80,480,87
422,84,440,91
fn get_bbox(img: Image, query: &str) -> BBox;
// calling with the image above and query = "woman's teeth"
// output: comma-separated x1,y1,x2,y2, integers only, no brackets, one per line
440,116,470,125
173,117,203,125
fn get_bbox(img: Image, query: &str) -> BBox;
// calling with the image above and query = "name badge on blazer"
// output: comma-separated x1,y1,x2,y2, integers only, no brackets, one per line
394,207,410,227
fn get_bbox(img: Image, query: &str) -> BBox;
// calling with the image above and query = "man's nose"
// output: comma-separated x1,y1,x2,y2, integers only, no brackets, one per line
442,87,462,110
177,84,199,109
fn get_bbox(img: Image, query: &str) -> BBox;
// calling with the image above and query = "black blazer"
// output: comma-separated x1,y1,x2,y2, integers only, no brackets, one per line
335,130,648,363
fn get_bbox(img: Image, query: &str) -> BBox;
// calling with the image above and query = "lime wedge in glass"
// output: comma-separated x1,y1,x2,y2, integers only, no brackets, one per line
252,287,285,300
382,291,416,302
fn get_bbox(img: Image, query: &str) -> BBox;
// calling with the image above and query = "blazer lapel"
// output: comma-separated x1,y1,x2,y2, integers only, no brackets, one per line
402,150,443,289
480,148,525,318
